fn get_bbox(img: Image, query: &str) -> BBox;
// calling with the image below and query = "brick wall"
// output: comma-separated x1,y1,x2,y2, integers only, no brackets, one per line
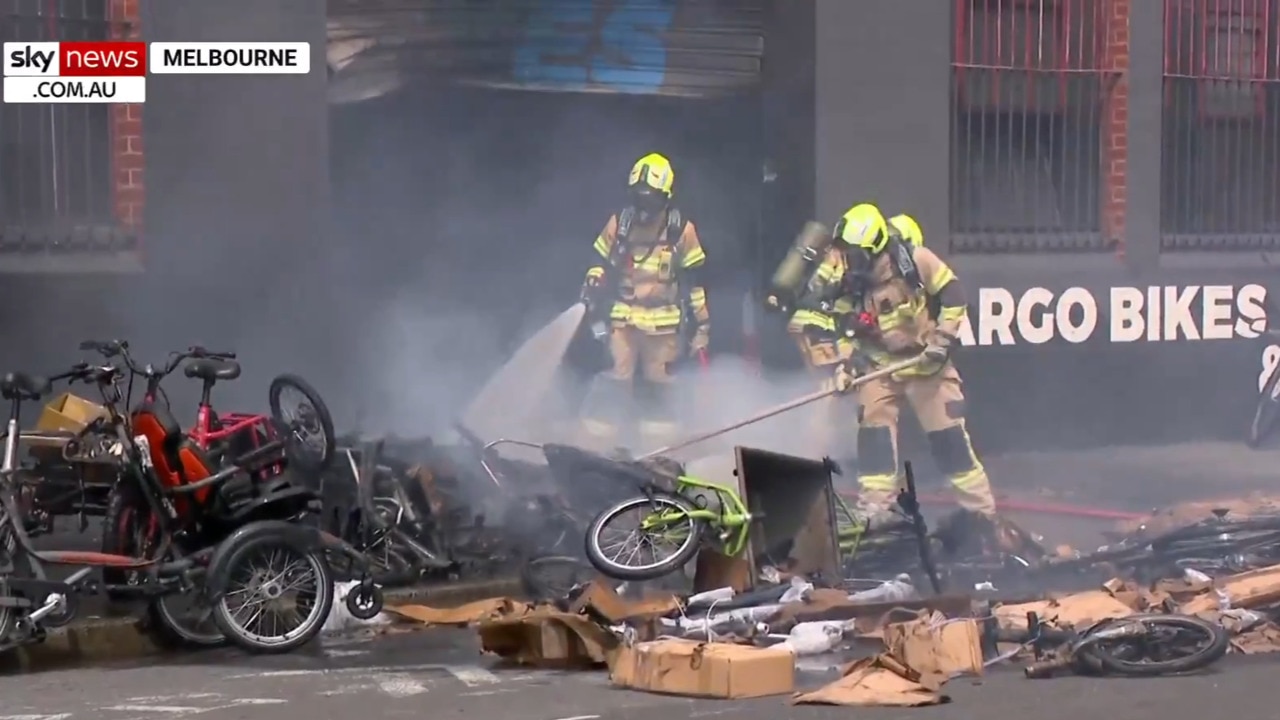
1101,0,1130,249
110,0,144,236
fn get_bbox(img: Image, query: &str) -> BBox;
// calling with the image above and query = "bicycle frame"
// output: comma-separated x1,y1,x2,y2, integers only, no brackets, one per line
644,474,753,558
0,371,199,635
192,409,271,449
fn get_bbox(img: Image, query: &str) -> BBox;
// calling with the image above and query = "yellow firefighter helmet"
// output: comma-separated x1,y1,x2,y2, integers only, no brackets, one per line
833,203,890,254
888,214,923,247
628,153,675,197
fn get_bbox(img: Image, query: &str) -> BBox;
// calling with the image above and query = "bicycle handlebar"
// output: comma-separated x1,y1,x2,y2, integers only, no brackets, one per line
78,340,236,378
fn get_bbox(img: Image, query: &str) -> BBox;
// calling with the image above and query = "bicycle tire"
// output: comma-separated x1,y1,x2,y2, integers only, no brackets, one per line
1249,364,1280,447
1085,614,1229,677
101,483,155,600
268,374,336,473
584,493,703,582
1153,516,1280,546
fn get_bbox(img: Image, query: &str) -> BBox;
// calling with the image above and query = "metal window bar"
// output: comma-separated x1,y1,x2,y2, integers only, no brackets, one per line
0,0,116,254
1161,0,1280,250
950,0,1124,254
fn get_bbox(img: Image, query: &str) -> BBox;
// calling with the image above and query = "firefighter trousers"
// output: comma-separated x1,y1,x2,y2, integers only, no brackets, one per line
852,362,996,515
581,325,680,449
791,332,851,459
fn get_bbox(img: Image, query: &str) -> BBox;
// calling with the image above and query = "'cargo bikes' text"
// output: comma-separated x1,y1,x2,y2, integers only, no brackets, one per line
957,284,1268,346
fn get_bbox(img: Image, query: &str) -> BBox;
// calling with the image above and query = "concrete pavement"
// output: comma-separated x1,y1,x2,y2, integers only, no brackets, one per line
0,628,1275,720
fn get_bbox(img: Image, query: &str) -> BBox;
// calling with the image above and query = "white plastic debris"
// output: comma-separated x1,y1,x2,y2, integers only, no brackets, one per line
687,586,736,608
776,621,845,655
847,573,917,604
1184,568,1213,584
779,575,814,604
323,581,390,633
660,603,784,639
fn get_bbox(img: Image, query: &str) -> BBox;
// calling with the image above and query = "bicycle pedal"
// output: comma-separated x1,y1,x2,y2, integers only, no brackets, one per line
25,593,66,625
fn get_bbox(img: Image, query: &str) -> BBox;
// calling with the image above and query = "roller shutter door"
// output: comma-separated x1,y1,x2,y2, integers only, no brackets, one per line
328,0,764,101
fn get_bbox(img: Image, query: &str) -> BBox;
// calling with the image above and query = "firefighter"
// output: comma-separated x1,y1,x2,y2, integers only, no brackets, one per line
808,203,996,516
579,153,709,448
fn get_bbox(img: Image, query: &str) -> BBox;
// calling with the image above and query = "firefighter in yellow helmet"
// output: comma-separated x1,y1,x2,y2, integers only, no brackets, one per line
805,204,996,516
579,153,709,448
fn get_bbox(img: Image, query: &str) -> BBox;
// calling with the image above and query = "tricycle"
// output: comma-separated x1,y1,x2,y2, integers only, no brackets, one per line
0,346,380,655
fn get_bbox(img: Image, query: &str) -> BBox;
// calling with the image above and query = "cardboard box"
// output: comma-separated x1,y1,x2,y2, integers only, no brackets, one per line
36,393,107,434
610,639,795,699
883,613,983,680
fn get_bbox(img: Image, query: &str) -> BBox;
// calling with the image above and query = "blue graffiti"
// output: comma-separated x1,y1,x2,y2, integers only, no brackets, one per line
513,0,674,93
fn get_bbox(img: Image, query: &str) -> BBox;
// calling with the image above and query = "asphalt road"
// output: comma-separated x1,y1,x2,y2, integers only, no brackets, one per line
0,628,1275,720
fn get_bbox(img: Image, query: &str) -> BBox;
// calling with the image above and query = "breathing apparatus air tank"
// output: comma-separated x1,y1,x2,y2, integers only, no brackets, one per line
764,221,832,316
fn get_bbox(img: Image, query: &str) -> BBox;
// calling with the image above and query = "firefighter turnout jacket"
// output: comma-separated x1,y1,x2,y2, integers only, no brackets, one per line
806,240,967,376
584,208,708,334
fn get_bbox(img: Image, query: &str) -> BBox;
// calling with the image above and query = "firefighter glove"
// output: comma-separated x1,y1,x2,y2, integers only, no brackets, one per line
922,333,954,365
690,324,710,353
833,362,856,394
580,277,604,308
849,351,874,376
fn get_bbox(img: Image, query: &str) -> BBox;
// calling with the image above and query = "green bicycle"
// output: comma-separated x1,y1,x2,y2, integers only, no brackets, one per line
583,458,938,585
584,470,755,581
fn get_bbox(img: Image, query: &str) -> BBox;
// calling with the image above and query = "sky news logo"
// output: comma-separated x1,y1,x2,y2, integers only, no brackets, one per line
2,41,311,103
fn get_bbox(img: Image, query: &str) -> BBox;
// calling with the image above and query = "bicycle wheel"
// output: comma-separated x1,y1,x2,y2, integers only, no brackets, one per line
0,521,16,644
101,482,150,597
1249,364,1280,447
1083,614,1230,677
584,493,703,581
269,374,336,473
147,592,227,648
1157,515,1280,543
211,532,334,654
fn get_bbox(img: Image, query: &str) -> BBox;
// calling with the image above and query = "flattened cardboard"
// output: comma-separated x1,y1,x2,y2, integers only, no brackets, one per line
569,581,680,624
995,590,1133,631
386,597,528,626
610,639,795,699
478,611,616,668
1180,563,1280,614
792,654,948,707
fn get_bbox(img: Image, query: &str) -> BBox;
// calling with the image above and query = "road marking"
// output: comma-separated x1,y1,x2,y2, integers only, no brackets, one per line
229,670,323,678
119,691,221,696
444,666,500,686
553,715,601,720
103,706,206,715
460,688,518,697
324,648,370,658
319,683,367,697
0,715,73,720
373,673,429,698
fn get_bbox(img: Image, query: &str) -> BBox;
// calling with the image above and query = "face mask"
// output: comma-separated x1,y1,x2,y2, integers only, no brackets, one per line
631,187,666,223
